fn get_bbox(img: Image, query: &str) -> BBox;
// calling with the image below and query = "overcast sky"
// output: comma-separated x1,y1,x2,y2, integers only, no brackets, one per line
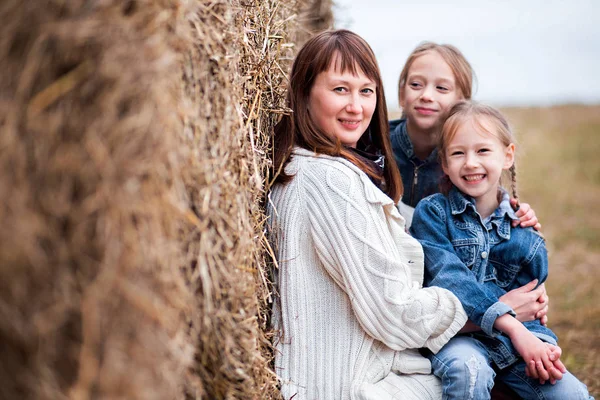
333,0,600,109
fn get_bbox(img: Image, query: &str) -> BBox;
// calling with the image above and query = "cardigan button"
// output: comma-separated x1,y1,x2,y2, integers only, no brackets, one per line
481,251,488,259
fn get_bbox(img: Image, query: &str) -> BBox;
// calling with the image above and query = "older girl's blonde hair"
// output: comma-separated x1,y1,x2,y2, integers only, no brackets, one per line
439,101,518,199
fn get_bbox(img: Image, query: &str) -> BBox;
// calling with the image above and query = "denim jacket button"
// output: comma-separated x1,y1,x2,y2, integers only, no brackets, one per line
481,251,488,259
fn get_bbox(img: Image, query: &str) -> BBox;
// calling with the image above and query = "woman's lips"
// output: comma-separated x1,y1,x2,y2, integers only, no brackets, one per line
339,119,361,129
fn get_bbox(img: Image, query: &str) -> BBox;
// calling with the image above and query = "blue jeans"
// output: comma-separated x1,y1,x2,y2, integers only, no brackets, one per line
429,336,593,400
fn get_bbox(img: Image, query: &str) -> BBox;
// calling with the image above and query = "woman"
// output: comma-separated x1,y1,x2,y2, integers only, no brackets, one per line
268,28,465,399
267,29,549,399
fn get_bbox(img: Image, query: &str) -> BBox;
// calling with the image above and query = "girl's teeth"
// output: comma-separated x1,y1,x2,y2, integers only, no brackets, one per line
464,174,484,181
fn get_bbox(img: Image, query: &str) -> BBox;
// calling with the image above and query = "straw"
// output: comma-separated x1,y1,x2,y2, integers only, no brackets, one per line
0,0,333,398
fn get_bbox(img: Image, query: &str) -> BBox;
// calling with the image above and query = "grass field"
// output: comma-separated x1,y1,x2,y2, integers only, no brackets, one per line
503,105,599,396
390,104,600,396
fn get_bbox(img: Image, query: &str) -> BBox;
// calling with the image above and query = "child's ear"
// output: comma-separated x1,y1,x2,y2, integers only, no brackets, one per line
503,143,516,169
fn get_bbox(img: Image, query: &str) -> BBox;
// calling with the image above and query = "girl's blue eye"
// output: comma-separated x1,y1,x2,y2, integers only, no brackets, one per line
361,88,374,94
409,82,422,88
478,148,490,153
333,87,347,93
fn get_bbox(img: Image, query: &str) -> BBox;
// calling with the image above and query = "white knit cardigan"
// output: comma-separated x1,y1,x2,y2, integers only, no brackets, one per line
267,148,467,400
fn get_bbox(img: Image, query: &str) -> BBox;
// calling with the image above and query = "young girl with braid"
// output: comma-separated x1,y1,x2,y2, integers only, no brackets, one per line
410,101,593,399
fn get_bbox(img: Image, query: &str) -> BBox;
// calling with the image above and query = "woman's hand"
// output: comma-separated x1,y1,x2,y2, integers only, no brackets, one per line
536,286,549,326
499,280,549,325
510,199,542,231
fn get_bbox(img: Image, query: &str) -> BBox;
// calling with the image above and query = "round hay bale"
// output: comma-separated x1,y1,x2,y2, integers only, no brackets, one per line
1,1,193,398
0,0,333,398
178,0,297,397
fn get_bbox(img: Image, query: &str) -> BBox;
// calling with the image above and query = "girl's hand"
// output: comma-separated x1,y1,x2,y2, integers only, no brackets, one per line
510,199,541,231
500,280,549,323
512,331,554,384
526,344,567,384
546,344,567,383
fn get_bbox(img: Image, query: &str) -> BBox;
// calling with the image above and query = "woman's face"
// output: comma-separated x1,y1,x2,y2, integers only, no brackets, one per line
307,58,377,148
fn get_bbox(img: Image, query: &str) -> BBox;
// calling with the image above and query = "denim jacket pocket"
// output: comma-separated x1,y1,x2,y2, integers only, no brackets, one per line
451,238,479,268
485,259,521,288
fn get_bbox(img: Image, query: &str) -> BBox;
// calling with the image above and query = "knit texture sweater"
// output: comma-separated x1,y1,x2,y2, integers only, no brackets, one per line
267,148,467,400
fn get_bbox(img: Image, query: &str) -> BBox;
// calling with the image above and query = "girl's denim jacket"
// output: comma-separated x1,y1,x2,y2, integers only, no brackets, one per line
410,187,557,369
389,118,442,208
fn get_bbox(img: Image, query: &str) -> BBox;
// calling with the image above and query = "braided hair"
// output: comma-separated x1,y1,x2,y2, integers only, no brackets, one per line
509,163,518,203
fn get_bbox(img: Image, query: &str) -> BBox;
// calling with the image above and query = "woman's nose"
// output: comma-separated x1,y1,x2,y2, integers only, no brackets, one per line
345,93,362,113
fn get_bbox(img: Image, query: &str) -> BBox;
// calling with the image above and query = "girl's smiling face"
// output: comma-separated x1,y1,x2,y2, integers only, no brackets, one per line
400,51,462,136
308,55,377,148
442,116,515,213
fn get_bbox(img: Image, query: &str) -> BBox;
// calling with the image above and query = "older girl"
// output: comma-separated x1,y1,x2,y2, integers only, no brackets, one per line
268,29,467,400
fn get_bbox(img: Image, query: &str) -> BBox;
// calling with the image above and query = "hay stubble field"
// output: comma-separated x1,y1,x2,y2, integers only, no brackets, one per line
503,104,599,397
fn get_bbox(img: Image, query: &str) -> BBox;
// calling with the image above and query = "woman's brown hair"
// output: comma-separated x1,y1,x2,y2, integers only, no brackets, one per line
272,29,402,202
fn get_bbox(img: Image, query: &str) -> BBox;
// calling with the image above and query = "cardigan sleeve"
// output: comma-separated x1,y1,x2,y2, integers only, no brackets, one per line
301,159,467,354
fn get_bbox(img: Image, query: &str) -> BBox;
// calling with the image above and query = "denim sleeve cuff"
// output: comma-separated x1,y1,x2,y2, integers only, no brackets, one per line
534,333,558,346
481,301,515,337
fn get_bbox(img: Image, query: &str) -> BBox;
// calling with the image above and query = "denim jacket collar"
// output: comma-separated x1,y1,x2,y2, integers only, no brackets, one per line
390,118,439,164
448,187,518,240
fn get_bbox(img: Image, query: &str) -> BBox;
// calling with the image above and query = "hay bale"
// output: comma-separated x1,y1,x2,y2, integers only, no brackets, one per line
0,1,193,398
0,0,333,398
179,1,298,397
